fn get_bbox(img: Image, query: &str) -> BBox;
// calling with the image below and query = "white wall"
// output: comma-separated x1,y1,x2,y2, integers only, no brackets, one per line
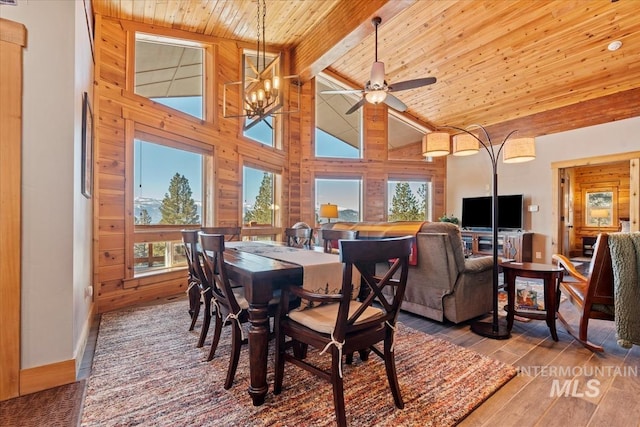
0,0,93,370
446,116,640,262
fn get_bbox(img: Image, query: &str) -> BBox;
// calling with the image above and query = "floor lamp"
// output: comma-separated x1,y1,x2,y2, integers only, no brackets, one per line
423,125,536,339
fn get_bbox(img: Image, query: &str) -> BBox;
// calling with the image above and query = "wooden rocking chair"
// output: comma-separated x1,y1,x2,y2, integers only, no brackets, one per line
552,233,615,352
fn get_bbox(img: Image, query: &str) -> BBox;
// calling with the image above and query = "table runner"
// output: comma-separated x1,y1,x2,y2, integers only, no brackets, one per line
226,241,360,307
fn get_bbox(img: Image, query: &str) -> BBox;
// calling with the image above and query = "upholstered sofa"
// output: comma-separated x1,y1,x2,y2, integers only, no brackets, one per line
321,221,494,323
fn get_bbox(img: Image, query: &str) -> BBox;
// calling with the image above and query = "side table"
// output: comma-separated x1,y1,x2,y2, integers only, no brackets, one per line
500,261,564,341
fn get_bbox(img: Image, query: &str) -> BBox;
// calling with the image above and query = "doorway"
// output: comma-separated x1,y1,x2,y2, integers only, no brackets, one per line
552,152,640,261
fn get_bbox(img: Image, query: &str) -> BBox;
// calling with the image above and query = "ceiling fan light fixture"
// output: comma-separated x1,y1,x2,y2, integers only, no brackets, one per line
365,90,387,104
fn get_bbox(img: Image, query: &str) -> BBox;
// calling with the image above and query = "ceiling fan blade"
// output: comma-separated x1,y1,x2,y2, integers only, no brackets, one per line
383,94,407,112
388,77,437,92
346,98,365,115
320,89,363,95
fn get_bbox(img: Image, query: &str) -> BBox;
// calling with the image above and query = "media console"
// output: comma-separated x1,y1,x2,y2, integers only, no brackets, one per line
461,230,533,262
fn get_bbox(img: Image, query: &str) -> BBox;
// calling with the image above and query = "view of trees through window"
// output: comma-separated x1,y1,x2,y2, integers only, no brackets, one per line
244,166,275,225
388,180,432,221
133,139,204,273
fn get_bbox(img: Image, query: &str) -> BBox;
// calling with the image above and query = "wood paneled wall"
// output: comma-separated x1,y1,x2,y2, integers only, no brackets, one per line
92,16,445,313
571,161,631,255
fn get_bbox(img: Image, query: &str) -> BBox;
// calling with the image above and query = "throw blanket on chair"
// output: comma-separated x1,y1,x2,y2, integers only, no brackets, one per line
608,232,640,348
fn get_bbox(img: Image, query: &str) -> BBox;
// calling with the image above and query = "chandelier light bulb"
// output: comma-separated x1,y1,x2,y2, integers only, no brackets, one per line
264,79,271,93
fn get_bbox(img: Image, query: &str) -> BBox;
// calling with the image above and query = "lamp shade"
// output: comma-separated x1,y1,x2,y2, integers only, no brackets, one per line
590,208,609,219
452,133,480,156
422,132,451,157
503,137,536,163
319,203,339,219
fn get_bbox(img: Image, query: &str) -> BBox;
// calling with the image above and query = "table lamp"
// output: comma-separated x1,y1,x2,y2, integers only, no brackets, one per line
590,208,609,231
319,203,339,223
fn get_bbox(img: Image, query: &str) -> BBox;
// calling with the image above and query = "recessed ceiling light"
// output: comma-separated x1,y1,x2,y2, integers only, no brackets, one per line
608,40,622,51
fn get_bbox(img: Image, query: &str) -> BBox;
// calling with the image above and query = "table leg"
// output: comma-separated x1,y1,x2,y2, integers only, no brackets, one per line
247,303,270,406
544,273,559,341
505,269,516,332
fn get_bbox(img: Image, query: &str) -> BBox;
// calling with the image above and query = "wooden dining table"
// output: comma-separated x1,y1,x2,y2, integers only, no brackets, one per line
220,245,303,406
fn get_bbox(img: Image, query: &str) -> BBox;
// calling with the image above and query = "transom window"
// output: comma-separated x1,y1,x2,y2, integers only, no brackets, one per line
388,111,427,161
134,33,204,120
315,74,362,159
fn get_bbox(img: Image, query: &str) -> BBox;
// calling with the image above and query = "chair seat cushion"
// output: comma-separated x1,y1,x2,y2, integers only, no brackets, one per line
288,301,384,334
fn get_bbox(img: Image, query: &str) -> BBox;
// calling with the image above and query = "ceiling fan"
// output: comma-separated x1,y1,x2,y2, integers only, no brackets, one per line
321,16,437,115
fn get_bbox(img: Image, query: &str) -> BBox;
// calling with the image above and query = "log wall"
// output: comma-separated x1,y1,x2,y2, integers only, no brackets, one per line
93,16,445,313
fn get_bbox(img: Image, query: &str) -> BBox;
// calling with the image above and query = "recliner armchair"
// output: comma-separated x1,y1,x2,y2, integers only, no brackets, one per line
394,222,494,323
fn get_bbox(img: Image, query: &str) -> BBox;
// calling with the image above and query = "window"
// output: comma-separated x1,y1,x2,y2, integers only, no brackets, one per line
134,33,204,120
244,116,274,147
131,135,210,276
584,188,616,228
315,74,362,158
387,112,427,161
243,165,280,228
315,178,362,224
388,179,432,221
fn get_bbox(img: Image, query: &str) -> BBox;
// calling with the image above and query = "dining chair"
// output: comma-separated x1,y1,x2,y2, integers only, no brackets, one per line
285,227,312,248
552,233,615,352
274,236,413,427
320,229,359,253
181,230,207,333
186,227,242,347
199,232,281,389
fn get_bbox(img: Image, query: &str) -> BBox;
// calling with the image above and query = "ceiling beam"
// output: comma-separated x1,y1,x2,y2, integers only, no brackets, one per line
481,87,640,142
291,0,416,82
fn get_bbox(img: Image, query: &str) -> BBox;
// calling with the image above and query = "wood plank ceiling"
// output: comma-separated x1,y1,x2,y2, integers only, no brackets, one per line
92,0,640,137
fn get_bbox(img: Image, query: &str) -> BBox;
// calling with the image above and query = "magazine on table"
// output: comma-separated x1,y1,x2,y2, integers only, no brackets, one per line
515,278,545,312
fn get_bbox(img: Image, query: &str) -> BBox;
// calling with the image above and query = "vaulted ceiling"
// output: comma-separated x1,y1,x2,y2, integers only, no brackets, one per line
93,0,640,137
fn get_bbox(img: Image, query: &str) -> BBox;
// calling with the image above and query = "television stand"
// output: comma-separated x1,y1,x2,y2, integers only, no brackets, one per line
461,230,533,262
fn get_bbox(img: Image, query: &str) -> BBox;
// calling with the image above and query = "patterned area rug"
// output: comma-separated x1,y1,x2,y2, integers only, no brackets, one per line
0,380,86,427
81,301,516,426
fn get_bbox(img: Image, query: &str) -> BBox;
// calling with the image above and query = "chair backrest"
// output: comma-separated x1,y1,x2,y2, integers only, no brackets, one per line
199,233,242,314
181,229,205,283
586,233,615,307
320,229,359,253
201,226,242,241
333,236,413,340
285,227,312,248
419,222,466,271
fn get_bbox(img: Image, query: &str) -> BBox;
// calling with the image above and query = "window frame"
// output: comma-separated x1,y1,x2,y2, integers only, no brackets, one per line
241,159,283,240
314,176,364,224
314,73,363,159
125,25,216,124
387,177,433,222
124,122,214,280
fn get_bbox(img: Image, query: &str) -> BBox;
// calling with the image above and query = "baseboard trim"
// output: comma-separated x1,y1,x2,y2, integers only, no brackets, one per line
19,359,76,395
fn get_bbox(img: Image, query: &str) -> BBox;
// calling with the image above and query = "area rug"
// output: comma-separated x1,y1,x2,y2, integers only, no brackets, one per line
0,380,86,427
81,301,516,426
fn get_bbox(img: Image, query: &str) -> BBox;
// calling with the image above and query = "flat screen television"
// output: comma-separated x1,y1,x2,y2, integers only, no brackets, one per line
461,194,524,230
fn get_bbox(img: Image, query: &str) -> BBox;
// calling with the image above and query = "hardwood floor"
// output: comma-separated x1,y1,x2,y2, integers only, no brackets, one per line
79,296,640,426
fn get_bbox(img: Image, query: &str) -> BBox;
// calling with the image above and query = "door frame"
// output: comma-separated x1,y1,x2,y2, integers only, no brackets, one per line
551,151,640,258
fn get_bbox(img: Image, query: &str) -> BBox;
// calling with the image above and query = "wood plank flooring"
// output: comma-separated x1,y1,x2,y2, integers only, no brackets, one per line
80,296,640,426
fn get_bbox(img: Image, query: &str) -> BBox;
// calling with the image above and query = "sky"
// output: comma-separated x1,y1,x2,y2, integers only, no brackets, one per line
136,96,427,215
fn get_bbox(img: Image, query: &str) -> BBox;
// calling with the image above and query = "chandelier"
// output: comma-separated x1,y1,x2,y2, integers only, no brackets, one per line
223,0,299,130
